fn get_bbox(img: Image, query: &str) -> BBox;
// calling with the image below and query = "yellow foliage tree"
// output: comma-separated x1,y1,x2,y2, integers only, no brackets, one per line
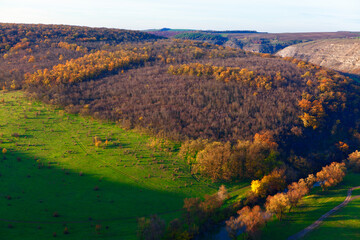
28,55,35,63
265,192,289,221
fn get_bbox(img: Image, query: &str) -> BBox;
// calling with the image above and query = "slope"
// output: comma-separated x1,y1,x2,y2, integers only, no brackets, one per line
276,39,360,75
0,90,222,239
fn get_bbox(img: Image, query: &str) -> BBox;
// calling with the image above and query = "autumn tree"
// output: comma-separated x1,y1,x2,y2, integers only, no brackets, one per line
217,185,229,202
316,162,346,190
245,131,281,178
183,197,201,225
165,218,192,240
265,193,290,221
193,141,233,181
199,193,223,215
227,205,270,239
137,215,165,240
286,178,309,212
305,173,316,188
348,150,360,172
28,55,35,63
251,168,286,198
178,138,209,166
225,216,241,240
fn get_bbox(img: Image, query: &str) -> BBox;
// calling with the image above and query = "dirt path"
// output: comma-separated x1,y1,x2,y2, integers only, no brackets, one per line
287,186,360,240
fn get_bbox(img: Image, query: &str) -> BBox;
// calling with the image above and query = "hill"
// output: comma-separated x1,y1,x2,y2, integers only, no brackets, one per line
147,28,360,53
1,23,360,239
0,90,227,239
1,34,358,181
0,23,162,52
277,39,360,75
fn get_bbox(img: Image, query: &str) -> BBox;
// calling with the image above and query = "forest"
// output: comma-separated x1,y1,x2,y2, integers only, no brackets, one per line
1,22,360,240
1,23,359,183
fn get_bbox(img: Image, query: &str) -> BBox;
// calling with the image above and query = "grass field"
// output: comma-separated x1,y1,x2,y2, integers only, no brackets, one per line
303,197,360,240
0,91,248,239
260,173,360,239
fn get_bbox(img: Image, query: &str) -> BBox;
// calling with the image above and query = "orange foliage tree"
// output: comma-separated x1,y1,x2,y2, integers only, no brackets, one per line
348,150,360,172
24,49,149,86
226,205,270,239
316,162,346,190
168,63,273,89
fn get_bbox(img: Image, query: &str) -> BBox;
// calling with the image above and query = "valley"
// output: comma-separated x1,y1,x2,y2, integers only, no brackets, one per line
0,22,359,239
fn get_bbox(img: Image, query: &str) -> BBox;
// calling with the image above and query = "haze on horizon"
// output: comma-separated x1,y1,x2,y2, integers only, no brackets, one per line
0,0,359,33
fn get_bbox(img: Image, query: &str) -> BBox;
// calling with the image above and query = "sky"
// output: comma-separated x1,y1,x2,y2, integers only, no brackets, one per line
0,0,359,33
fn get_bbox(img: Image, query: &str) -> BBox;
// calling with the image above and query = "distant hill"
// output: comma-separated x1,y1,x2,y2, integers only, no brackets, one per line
277,39,360,75
146,28,360,54
173,32,229,45
0,22,163,53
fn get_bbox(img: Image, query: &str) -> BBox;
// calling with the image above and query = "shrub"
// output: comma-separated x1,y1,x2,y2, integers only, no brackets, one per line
11,133,20,137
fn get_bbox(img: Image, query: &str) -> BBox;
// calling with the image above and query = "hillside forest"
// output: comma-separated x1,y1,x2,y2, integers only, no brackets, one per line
1,23,360,239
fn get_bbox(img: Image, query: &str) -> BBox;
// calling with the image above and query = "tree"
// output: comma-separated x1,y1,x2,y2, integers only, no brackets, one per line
265,193,289,221
178,138,209,166
199,194,223,215
137,215,165,240
225,216,241,240
28,55,35,63
229,205,270,239
165,218,192,240
305,173,316,188
183,198,201,225
251,180,263,196
193,141,232,181
245,133,281,178
250,169,286,198
217,185,229,201
348,150,360,172
316,162,346,191
286,178,309,212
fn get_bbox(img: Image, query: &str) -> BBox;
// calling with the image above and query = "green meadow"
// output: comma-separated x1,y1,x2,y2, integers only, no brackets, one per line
304,197,360,240
261,173,360,240
0,91,247,239
303,186,360,240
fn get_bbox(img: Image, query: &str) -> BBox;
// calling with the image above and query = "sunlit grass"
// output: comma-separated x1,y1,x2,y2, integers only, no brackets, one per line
0,91,249,239
304,197,360,240
260,173,360,239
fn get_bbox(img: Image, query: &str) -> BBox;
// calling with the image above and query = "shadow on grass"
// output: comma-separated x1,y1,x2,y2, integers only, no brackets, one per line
0,150,187,239
304,225,360,240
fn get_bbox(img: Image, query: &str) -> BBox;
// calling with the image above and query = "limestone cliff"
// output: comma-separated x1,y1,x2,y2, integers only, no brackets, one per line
277,39,360,74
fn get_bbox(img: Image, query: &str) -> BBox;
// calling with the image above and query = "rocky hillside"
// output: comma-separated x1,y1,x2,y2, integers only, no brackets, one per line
277,39,360,74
